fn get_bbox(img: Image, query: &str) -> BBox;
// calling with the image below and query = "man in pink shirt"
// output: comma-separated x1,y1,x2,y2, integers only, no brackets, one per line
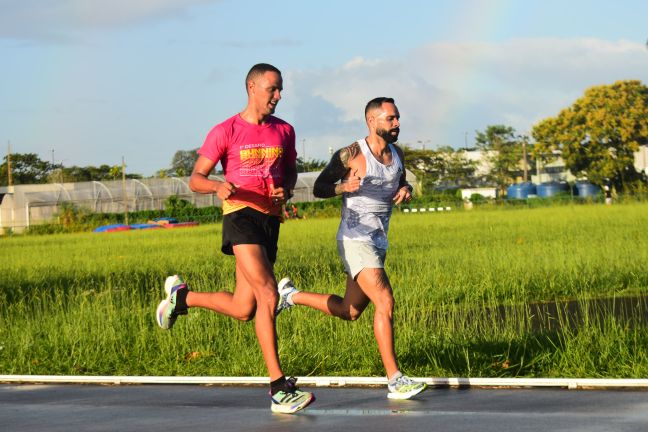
155,63,314,414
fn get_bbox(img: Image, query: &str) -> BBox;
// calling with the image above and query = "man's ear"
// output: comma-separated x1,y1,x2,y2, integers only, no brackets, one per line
366,113,375,130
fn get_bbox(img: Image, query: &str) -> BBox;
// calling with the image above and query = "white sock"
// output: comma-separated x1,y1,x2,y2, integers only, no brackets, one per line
287,290,297,306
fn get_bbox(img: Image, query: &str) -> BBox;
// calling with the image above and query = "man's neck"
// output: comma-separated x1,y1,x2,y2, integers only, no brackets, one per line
239,107,268,125
365,135,390,155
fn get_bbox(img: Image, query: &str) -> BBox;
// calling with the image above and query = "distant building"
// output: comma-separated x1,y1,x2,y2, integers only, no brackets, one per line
460,188,498,200
532,151,576,184
0,170,418,233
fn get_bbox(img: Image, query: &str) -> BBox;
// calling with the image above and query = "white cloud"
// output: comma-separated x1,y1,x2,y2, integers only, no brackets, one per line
0,0,219,41
284,37,648,162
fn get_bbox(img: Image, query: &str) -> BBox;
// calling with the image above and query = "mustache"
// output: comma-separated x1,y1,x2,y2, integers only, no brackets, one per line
390,128,400,134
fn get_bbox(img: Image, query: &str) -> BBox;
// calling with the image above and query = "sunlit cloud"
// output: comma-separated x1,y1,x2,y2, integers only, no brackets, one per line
284,37,648,161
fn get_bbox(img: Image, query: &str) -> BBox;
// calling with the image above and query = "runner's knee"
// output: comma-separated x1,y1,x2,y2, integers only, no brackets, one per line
232,307,256,322
340,305,364,321
255,281,279,311
374,291,394,317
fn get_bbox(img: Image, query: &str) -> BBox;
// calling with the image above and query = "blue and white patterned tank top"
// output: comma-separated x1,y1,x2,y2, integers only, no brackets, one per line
336,138,403,249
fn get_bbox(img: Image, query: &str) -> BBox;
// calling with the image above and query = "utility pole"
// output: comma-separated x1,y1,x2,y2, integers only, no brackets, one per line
50,149,57,183
301,139,307,172
522,138,528,182
122,156,129,225
7,141,13,187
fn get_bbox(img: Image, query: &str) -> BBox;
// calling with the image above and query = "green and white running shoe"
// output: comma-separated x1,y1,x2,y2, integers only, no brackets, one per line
155,275,188,330
387,374,427,400
276,277,299,315
270,377,315,414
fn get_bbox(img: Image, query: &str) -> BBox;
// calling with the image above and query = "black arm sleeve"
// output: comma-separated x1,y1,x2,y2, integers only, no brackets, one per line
313,149,350,198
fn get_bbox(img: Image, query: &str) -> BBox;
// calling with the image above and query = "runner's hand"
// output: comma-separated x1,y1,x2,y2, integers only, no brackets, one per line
343,169,362,193
393,186,412,205
216,182,237,200
269,184,287,205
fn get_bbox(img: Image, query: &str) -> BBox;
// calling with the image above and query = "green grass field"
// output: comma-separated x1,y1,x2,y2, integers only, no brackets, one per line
2,203,648,378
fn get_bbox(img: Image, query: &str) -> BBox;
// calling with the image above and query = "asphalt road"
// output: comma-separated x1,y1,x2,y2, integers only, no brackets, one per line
2,384,648,432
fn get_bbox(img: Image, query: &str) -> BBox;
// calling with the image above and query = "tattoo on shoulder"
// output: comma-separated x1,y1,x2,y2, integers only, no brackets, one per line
313,141,360,198
339,142,361,168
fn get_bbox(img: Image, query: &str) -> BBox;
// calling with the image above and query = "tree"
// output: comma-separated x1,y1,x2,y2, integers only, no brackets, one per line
532,80,648,192
402,146,477,193
170,149,199,177
48,164,141,182
441,148,478,188
1,153,143,185
402,146,445,193
0,153,57,185
297,157,327,173
475,125,526,193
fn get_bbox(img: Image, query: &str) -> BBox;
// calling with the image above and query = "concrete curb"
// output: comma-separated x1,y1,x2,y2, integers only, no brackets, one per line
2,375,648,389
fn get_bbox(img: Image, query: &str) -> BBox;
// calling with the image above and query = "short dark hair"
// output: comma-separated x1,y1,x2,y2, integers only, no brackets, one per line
245,63,281,90
365,97,395,118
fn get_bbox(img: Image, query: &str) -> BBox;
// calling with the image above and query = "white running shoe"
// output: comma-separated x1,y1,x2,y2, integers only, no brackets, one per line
270,377,315,414
276,277,299,315
155,275,188,330
387,375,427,400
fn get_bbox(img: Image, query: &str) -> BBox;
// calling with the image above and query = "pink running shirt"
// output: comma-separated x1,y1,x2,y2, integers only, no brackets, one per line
198,114,297,216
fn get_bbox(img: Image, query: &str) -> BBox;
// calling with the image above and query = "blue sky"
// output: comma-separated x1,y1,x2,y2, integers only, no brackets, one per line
1,0,647,176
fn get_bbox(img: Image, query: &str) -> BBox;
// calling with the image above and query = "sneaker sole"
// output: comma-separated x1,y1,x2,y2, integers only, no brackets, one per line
155,298,175,330
387,384,427,400
156,275,185,329
271,394,315,414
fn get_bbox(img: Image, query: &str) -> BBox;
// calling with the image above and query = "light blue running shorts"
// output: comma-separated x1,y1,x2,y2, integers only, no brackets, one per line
337,240,387,279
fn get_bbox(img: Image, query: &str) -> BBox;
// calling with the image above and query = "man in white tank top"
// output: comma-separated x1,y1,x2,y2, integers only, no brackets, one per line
276,97,427,400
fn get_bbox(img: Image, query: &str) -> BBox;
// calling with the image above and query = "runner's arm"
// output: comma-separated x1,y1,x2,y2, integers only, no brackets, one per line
394,145,413,193
313,142,361,198
189,155,236,200
283,160,298,199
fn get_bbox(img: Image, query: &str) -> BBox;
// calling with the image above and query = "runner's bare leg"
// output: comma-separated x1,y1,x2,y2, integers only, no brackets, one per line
291,268,398,378
231,244,283,380
355,268,398,378
291,276,369,320
186,260,257,321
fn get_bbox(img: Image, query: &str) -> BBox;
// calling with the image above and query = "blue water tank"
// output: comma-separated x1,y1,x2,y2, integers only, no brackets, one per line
506,182,537,199
536,182,569,198
575,182,601,198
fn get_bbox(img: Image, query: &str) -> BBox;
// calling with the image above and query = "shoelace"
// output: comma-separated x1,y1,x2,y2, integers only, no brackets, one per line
396,375,414,386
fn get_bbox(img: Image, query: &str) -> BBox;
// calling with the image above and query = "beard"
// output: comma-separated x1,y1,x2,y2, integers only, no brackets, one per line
377,127,400,143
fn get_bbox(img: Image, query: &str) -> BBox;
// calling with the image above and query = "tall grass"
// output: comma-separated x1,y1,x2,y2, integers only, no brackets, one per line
1,203,648,378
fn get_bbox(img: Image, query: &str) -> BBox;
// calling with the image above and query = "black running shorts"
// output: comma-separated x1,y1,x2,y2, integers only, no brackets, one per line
221,206,281,263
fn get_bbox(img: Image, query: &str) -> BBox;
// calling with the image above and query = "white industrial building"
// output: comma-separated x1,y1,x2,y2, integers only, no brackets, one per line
0,170,418,233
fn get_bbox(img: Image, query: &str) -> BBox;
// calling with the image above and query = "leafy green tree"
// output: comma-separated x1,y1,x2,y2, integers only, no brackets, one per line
50,164,140,182
297,157,327,173
402,146,445,193
439,147,478,188
0,153,56,185
170,149,199,177
402,146,476,192
155,169,169,178
532,80,648,192
475,125,526,193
